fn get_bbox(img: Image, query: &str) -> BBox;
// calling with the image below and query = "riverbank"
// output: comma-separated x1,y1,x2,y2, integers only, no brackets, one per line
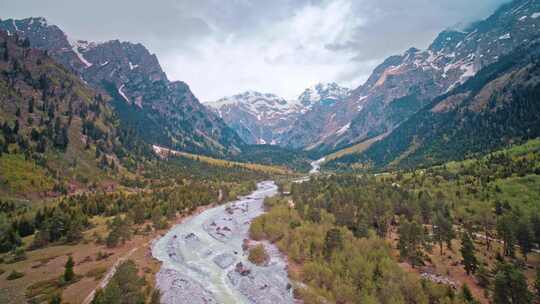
152,181,295,304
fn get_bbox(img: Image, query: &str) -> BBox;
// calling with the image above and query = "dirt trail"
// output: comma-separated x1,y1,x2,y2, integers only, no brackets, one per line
82,246,140,304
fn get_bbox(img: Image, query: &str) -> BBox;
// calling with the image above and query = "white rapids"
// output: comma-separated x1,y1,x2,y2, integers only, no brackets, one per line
309,157,325,174
152,181,295,304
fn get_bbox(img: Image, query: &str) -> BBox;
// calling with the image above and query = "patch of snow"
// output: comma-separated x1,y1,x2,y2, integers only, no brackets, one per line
519,15,528,21
118,84,129,103
511,1,529,15
129,61,139,70
336,123,350,135
100,61,109,66
499,33,511,40
258,138,266,144
357,95,368,103
68,38,93,68
12,20,18,31
532,12,540,19
465,29,478,40
460,63,475,79
297,82,350,105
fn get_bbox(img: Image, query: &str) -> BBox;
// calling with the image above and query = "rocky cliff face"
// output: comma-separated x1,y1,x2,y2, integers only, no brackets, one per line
0,17,244,157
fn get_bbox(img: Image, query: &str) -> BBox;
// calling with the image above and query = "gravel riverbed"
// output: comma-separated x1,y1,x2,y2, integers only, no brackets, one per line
152,181,295,304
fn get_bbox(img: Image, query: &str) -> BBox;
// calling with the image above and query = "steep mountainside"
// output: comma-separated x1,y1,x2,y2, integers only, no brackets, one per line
206,83,350,146
0,30,131,197
326,38,540,170
312,0,540,155
0,17,244,157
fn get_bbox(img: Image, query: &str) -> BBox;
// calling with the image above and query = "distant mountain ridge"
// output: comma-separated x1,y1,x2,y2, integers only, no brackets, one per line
0,17,244,157
205,83,351,145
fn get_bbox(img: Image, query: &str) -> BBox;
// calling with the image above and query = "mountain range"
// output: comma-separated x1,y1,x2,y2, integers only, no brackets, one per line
208,0,540,164
1,0,539,173
0,17,244,158
204,82,351,145
327,36,540,170
325,0,540,169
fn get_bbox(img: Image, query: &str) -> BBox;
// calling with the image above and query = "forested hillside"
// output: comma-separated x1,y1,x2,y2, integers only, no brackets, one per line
265,139,540,303
0,18,245,158
0,30,143,199
0,146,285,303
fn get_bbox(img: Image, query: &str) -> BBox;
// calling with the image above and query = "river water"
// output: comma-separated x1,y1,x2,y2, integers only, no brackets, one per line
309,157,325,174
152,181,295,304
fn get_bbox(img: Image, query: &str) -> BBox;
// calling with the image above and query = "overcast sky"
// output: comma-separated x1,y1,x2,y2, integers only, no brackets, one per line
1,0,509,100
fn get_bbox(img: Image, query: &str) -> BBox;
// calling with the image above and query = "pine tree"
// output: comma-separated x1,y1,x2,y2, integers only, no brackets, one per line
493,262,531,304
433,211,454,254
323,228,343,260
516,219,533,261
3,42,8,61
132,203,145,225
460,232,478,275
461,284,477,303
63,256,75,282
497,214,516,257
49,293,62,304
13,120,19,134
28,98,34,113
398,218,425,267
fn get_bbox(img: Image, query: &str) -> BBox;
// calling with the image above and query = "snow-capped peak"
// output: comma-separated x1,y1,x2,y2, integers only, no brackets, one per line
206,91,291,110
297,82,350,106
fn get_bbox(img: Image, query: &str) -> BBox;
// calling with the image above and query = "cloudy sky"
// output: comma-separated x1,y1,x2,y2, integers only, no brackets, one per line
1,0,509,100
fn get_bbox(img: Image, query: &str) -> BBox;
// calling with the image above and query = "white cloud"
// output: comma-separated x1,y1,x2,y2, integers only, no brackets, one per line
163,0,366,100
1,0,510,101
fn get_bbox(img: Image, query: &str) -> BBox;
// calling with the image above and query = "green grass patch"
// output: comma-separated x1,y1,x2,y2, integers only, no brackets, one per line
491,174,540,211
0,154,54,194
6,270,24,280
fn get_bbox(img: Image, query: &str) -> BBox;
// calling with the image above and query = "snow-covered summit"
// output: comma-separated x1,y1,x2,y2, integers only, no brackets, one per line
297,82,351,107
206,91,290,110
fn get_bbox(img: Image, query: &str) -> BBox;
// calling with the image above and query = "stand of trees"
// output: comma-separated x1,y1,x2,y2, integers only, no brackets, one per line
284,150,540,303
92,260,159,304
250,196,476,303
